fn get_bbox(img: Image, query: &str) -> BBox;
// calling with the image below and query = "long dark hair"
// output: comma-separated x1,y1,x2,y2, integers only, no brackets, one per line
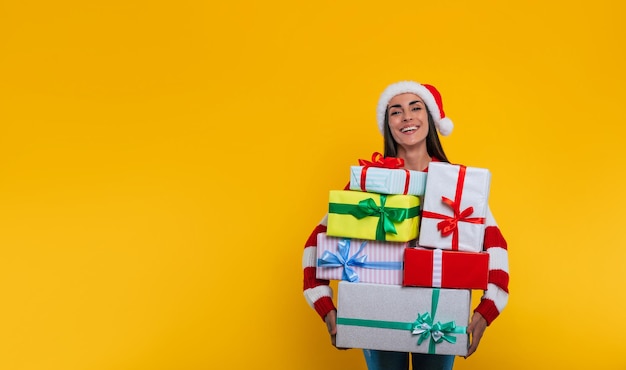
383,105,449,163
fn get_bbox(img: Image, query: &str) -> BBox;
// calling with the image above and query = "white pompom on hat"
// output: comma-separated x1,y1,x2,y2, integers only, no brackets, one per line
376,81,453,136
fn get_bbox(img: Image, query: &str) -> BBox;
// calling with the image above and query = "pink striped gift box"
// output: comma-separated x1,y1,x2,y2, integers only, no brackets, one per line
316,232,413,285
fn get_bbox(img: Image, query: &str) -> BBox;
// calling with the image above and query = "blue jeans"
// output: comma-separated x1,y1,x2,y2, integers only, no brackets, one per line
363,349,455,370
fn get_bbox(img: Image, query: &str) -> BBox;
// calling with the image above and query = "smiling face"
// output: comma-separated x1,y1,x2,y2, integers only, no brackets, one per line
386,93,430,154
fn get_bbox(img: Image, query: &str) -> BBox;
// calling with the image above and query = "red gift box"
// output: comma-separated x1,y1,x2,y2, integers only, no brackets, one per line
403,247,489,290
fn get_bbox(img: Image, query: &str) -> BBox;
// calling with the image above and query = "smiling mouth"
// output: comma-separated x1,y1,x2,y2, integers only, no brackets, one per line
400,125,419,133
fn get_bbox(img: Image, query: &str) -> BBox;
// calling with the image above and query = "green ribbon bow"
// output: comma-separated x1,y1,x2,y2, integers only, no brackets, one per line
329,194,420,241
411,289,466,354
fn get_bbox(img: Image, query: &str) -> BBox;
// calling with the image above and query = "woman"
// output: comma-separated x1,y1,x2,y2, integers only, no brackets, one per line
302,81,509,370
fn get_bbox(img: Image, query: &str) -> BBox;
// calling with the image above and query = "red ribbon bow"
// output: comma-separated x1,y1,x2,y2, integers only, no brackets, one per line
358,152,404,169
421,165,485,250
358,152,410,194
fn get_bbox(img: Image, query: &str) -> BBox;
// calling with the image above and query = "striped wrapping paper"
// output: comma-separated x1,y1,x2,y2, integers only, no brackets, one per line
349,166,428,196
316,233,413,285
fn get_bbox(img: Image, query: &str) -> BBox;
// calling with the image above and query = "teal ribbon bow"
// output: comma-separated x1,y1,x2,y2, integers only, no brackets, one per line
329,194,420,241
412,289,466,354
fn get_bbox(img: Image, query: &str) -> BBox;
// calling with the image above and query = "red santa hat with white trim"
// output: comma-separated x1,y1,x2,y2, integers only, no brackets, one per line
376,81,453,136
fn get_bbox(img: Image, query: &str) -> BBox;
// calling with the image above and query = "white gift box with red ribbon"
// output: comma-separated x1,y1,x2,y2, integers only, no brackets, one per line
418,162,491,252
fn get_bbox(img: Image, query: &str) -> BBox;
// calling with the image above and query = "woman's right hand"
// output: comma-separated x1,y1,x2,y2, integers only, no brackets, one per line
324,310,347,349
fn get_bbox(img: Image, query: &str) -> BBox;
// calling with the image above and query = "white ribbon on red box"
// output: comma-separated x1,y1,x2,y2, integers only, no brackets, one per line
432,249,443,288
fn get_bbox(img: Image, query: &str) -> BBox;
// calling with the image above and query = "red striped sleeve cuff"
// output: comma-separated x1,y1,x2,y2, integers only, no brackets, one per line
474,299,500,325
314,296,336,321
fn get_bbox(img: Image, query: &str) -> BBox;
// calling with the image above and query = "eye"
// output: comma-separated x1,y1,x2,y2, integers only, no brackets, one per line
412,106,422,111
389,110,401,116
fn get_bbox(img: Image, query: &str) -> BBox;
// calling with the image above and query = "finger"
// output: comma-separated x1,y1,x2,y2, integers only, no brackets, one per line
466,329,483,358
466,321,475,333
326,318,337,334
326,311,338,335
466,342,477,357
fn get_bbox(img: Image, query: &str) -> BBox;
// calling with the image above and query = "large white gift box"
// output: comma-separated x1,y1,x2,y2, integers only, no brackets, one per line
336,282,470,356
418,162,491,252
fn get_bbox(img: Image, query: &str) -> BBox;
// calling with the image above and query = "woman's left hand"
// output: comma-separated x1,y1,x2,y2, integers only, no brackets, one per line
465,311,487,358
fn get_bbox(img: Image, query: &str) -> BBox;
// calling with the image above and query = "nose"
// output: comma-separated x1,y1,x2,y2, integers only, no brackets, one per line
403,112,413,121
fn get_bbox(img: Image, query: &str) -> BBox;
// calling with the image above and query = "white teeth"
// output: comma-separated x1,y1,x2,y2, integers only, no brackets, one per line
401,126,418,133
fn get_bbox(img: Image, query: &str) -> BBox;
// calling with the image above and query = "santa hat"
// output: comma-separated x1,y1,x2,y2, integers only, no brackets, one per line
376,81,453,136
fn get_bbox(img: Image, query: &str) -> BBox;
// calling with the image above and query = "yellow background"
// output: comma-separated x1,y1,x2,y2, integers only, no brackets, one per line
1,1,624,369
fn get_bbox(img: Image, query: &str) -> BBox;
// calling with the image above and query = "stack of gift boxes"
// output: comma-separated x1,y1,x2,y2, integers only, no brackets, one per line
316,152,492,356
